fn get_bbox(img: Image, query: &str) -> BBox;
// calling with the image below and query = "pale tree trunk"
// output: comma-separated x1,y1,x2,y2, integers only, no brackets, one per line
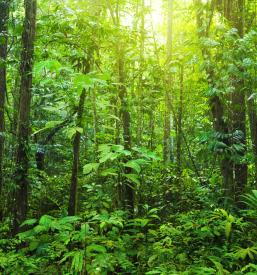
0,0,10,220
106,0,134,213
247,90,257,183
14,0,37,233
163,0,173,163
176,65,184,175
136,0,145,146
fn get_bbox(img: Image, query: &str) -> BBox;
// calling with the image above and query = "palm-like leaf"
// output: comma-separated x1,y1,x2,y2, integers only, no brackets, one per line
242,190,257,210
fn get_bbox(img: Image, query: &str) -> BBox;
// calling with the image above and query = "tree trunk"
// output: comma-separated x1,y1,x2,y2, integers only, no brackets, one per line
35,117,72,171
163,0,173,163
176,65,184,175
68,90,86,216
13,0,37,232
0,0,10,220
224,0,247,201
233,0,247,202
247,90,257,183
194,0,234,196
136,0,145,146
117,50,134,212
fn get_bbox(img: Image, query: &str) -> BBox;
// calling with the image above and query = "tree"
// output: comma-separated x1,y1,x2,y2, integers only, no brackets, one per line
68,59,91,216
0,0,10,220
13,0,37,232
163,0,174,163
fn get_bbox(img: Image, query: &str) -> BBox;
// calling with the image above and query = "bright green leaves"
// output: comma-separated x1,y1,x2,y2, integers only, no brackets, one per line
72,72,108,95
235,246,257,261
124,160,141,173
242,190,257,210
83,163,100,175
64,126,83,139
73,73,94,94
124,173,140,186
82,144,156,192
34,59,62,77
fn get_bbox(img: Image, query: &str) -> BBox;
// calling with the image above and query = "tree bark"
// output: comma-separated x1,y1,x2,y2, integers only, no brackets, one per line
68,59,90,216
233,0,247,202
35,117,73,171
247,90,257,183
13,0,37,232
194,0,234,196
68,90,86,216
223,0,247,201
0,0,10,220
163,0,173,163
117,49,134,212
176,65,184,175
136,0,145,146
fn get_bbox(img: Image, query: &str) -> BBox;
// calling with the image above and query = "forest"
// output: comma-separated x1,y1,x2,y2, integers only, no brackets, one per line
0,0,257,274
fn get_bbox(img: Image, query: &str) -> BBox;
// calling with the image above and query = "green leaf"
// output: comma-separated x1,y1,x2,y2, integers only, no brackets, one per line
86,244,107,254
124,160,141,174
73,73,94,93
100,168,118,176
225,222,232,239
20,218,37,227
83,163,99,174
71,250,84,273
124,173,140,186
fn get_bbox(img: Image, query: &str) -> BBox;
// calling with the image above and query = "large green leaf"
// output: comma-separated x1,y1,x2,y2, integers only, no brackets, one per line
83,163,99,174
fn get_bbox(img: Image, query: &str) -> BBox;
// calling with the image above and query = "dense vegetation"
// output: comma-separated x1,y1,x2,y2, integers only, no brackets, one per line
0,0,257,274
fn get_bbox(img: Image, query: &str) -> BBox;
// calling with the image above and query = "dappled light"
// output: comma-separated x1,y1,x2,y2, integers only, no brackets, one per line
0,0,257,274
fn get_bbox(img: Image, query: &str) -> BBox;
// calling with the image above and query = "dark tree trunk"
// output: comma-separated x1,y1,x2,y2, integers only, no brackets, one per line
13,0,37,233
118,51,134,213
68,59,90,216
68,91,86,216
0,0,10,220
35,117,73,171
194,0,234,196
225,0,247,202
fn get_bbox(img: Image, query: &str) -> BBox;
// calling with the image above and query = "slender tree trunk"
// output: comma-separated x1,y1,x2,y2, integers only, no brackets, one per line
13,0,37,232
177,65,184,175
106,0,134,212
35,117,72,171
148,109,155,150
0,0,10,220
163,0,173,163
68,90,86,216
247,90,257,183
117,49,134,212
92,87,98,153
68,58,91,216
136,0,145,146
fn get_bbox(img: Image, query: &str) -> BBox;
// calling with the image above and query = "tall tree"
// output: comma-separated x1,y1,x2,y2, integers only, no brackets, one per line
194,0,234,197
68,59,90,216
14,0,37,232
230,0,247,201
0,0,10,220
176,64,184,175
163,0,173,163
136,0,145,146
